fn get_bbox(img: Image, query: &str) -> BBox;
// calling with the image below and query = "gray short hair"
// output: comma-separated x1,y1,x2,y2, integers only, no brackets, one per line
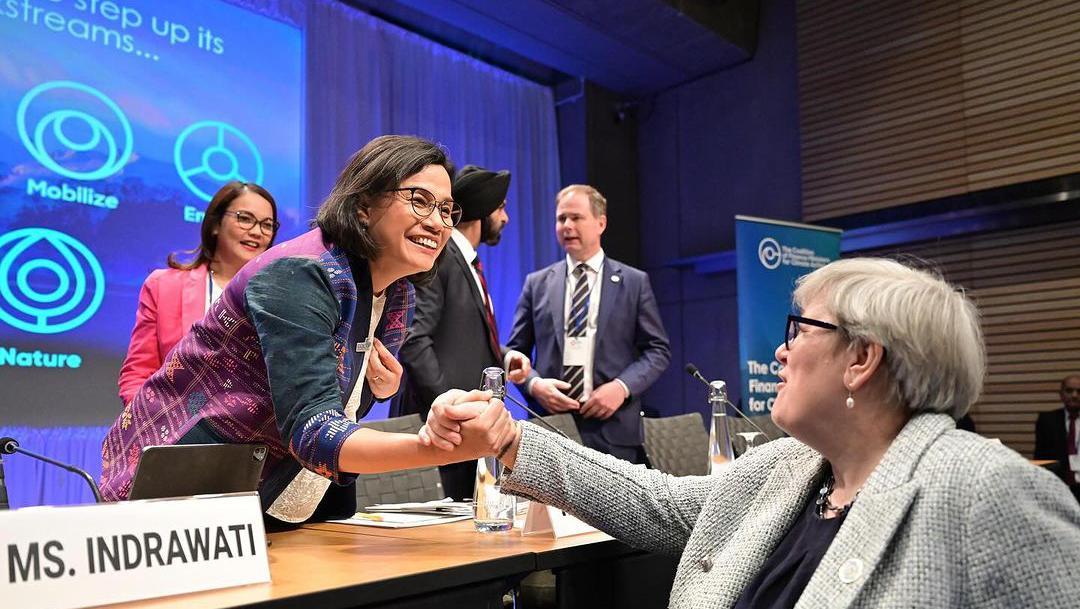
794,257,985,419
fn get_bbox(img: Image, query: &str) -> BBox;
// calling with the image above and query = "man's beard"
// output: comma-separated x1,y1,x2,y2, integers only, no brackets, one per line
481,215,505,246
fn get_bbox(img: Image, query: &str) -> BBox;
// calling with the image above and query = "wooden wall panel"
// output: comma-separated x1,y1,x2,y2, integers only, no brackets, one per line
858,220,1080,456
799,0,1080,220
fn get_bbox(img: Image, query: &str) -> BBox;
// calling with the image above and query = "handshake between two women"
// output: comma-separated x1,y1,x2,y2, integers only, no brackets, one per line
418,389,522,469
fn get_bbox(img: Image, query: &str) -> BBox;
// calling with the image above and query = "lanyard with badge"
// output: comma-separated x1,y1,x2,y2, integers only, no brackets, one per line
563,266,602,367
206,271,218,310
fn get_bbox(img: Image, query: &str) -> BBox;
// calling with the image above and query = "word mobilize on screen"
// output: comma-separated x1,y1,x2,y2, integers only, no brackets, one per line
27,178,119,210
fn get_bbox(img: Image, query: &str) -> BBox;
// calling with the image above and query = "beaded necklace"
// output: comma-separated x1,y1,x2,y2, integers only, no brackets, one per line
814,474,861,519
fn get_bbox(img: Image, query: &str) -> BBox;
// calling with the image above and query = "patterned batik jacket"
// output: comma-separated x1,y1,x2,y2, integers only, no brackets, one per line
101,228,413,520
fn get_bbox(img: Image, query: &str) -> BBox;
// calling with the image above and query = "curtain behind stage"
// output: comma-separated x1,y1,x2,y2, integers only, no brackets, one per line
7,0,560,509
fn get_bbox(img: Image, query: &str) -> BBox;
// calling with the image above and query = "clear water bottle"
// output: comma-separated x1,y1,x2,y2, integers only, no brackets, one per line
708,380,735,474
473,367,516,532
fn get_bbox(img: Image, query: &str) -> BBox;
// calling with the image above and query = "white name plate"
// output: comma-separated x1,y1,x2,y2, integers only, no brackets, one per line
521,502,597,538
0,493,270,609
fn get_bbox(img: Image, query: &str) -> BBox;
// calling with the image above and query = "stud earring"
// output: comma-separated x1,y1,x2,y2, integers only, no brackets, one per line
845,391,855,409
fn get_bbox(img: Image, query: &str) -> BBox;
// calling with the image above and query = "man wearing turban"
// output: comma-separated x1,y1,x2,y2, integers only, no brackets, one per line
395,164,531,499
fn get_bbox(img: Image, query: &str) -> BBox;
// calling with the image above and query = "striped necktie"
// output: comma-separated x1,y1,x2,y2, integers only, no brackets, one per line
562,263,590,401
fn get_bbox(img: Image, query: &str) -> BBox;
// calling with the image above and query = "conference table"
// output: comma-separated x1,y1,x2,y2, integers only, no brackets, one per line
111,518,674,609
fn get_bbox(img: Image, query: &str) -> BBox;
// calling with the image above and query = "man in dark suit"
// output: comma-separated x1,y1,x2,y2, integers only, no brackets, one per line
1035,374,1080,502
507,184,670,463
394,165,530,500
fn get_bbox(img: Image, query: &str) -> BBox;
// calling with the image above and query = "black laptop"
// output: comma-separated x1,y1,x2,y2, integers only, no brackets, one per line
128,443,267,500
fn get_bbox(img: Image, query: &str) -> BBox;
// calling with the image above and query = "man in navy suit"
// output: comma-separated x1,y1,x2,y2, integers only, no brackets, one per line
507,184,670,463
1035,374,1080,502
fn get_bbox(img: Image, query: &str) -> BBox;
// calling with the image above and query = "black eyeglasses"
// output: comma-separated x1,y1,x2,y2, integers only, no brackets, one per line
785,314,839,351
386,187,462,228
225,210,279,235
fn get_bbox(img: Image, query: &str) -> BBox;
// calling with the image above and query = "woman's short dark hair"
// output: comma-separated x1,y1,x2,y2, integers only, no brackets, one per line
167,181,279,270
316,135,453,285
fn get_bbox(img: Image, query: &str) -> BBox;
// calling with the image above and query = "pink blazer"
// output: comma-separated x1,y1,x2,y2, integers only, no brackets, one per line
117,265,209,404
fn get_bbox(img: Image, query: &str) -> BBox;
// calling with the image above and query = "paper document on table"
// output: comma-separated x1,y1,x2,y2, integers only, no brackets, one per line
331,511,473,528
363,498,474,516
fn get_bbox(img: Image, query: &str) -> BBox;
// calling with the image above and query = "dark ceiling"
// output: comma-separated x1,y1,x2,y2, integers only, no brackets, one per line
345,0,760,96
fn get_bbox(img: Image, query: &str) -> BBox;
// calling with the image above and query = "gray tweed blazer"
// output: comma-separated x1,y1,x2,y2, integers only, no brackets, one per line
503,413,1080,608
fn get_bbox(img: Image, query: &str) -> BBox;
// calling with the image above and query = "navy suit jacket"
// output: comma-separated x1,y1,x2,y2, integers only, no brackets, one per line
1035,407,1076,487
507,256,670,453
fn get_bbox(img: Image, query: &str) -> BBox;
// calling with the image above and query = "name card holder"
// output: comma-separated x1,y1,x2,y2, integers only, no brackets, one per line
521,502,597,538
0,492,270,609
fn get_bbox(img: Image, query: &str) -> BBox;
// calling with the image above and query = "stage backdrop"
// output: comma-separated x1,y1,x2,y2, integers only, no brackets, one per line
735,216,841,415
0,0,561,508
0,0,304,423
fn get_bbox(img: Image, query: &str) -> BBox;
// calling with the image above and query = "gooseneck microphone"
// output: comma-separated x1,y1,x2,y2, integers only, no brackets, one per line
0,454,9,510
684,364,774,441
0,437,103,504
481,367,571,440
685,364,711,387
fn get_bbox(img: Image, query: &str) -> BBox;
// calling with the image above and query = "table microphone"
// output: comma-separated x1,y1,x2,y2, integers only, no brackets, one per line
480,367,570,440
684,364,774,441
0,454,9,510
0,437,103,503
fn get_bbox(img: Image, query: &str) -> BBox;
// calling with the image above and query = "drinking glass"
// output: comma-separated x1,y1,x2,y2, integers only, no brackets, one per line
472,367,515,532
473,455,516,532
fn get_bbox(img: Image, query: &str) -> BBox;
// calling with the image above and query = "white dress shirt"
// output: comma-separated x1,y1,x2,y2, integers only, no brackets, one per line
450,229,488,311
561,250,627,401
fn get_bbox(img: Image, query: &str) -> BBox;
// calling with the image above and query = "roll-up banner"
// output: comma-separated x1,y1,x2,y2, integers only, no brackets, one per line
735,216,842,415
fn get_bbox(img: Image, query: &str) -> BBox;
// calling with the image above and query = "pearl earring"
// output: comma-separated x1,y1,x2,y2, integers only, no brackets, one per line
845,391,855,409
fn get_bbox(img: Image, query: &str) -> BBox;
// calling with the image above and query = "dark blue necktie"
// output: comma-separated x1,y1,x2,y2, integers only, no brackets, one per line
561,264,590,401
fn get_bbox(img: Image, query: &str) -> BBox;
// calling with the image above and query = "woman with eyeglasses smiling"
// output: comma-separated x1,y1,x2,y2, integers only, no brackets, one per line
102,135,516,525
435,256,1080,608
117,181,279,405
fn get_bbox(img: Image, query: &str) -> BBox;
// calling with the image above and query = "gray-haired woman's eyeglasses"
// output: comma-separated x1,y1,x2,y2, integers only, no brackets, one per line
785,314,839,351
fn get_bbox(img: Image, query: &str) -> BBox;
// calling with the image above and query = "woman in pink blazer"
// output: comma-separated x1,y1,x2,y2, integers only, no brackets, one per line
118,182,280,404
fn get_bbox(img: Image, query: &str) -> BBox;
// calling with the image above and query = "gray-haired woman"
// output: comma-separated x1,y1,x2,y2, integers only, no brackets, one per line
425,257,1080,608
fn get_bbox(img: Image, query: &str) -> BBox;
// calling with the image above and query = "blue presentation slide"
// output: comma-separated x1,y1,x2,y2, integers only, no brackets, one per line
0,0,302,421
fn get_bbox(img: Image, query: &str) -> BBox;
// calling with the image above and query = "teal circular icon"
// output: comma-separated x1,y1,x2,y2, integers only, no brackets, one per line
0,228,106,334
16,81,134,181
174,121,264,202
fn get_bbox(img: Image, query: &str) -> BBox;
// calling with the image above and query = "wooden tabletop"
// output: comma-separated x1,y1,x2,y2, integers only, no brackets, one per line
307,517,629,570
109,519,630,609
1030,459,1057,468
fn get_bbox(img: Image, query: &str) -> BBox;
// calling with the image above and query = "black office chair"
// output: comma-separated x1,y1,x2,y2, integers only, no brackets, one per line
354,414,444,507
642,413,709,476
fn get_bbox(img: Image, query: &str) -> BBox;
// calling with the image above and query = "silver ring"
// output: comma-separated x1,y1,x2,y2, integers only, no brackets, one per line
374,375,382,382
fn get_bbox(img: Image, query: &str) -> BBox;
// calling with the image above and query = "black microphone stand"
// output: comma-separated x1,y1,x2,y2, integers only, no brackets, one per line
0,454,9,510
0,438,103,504
685,364,774,441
